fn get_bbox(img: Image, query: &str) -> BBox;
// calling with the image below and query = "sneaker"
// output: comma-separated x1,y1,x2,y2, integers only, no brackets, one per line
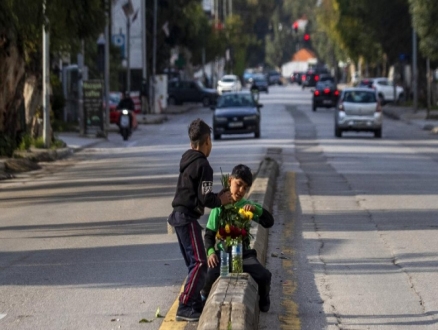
176,305,202,322
259,295,270,313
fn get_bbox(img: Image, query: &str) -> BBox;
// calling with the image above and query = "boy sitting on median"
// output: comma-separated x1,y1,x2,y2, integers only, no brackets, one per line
201,164,274,312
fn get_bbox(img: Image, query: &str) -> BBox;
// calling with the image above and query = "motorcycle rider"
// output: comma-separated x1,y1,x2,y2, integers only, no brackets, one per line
116,91,135,133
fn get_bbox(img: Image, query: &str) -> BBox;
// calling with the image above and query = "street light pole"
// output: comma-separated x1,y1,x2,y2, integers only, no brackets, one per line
126,16,131,92
152,0,157,113
141,0,148,113
412,28,418,113
104,0,110,135
42,0,51,148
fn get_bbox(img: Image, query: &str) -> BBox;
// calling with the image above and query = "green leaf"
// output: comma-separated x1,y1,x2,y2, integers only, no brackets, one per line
155,307,164,318
139,318,152,323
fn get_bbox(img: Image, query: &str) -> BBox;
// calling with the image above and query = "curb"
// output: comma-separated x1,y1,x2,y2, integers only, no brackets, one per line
197,157,279,330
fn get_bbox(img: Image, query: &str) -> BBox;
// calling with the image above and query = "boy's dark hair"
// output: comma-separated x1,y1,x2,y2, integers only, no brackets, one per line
188,118,211,148
231,164,253,187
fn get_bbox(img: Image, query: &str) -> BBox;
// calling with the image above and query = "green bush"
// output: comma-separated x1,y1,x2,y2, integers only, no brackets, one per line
18,133,33,151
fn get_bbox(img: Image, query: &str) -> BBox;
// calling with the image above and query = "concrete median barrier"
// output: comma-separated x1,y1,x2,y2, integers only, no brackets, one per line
197,156,279,330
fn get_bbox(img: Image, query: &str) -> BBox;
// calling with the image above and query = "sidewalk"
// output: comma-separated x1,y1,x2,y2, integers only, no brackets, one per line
382,105,438,133
0,104,199,180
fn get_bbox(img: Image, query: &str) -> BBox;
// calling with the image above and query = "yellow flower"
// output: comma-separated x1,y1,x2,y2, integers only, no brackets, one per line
239,208,253,220
225,224,231,233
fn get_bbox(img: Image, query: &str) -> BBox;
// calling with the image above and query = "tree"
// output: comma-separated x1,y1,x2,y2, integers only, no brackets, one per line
409,0,438,61
0,0,107,156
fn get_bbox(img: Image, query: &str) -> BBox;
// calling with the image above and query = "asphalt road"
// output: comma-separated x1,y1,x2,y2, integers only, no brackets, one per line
258,85,438,330
1,84,438,329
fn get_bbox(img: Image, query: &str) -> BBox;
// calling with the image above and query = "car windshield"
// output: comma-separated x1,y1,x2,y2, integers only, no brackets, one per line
316,81,335,89
253,76,266,82
343,91,377,103
217,94,255,108
221,77,236,82
109,93,121,105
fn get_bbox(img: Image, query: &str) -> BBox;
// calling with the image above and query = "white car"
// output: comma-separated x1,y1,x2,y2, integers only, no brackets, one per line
359,77,404,104
217,75,242,94
334,88,382,138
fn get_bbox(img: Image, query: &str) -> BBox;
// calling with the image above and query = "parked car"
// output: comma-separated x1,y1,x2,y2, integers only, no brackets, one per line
249,74,269,93
334,88,382,138
167,79,218,106
211,91,262,140
217,74,242,94
266,70,283,85
311,81,340,111
359,77,404,104
108,92,139,129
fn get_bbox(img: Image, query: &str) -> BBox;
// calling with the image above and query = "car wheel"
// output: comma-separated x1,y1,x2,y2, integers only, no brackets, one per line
202,97,210,107
266,89,269,94
374,128,382,138
168,96,177,106
213,133,221,140
335,127,342,137
254,130,260,138
312,103,317,112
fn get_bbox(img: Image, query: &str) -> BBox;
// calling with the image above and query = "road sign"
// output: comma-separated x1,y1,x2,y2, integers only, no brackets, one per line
111,34,125,58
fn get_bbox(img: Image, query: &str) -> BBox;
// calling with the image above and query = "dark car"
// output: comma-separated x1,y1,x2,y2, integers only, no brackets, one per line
290,71,304,85
311,81,340,111
302,69,333,89
249,74,269,93
167,79,218,106
358,78,374,88
211,91,262,140
266,70,283,86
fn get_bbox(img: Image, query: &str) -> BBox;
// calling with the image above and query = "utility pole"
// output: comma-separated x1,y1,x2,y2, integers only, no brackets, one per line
427,57,431,118
42,0,51,148
141,0,148,113
412,28,418,113
126,17,131,92
78,40,85,135
104,0,110,136
152,0,157,113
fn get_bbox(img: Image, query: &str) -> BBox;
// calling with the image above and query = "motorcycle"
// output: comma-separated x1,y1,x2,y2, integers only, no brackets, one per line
119,109,131,141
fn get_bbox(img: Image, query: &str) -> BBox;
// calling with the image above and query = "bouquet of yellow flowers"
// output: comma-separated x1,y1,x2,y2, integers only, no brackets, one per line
217,169,254,247
216,205,253,248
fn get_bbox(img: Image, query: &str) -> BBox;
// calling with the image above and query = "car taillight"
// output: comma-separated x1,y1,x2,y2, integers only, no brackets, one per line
314,90,320,96
324,88,330,94
315,75,319,81
376,103,382,112
302,75,306,81
334,90,339,96
338,103,344,111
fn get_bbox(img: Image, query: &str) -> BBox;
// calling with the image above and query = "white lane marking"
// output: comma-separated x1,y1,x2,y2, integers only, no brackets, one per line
0,314,6,320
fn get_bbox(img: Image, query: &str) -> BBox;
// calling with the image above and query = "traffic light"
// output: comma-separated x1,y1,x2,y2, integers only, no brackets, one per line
303,33,310,42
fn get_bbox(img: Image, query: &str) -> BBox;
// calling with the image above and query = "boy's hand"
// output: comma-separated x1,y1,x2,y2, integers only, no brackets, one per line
243,204,255,212
207,254,219,268
219,190,233,205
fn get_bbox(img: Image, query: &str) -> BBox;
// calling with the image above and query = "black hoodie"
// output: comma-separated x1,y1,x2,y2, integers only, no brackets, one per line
169,149,221,225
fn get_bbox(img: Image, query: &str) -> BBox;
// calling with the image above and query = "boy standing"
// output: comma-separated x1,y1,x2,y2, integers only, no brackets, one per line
202,164,274,312
168,118,233,322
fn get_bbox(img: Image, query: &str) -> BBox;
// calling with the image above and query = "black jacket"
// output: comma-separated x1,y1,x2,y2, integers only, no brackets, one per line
169,149,221,225
117,97,135,111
